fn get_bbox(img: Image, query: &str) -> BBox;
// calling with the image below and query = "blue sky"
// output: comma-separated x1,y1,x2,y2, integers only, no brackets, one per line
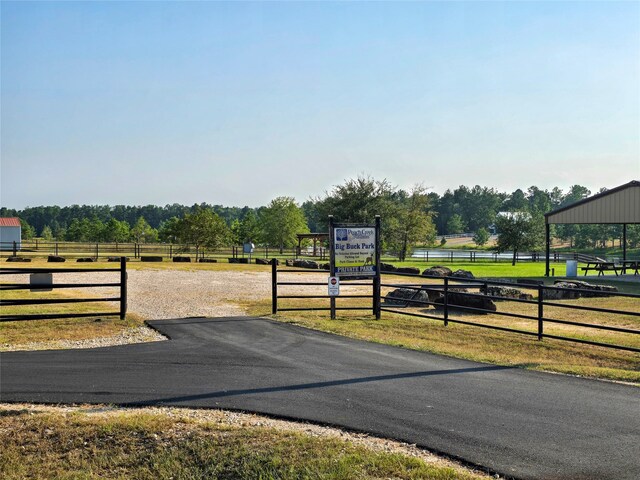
2,1,639,209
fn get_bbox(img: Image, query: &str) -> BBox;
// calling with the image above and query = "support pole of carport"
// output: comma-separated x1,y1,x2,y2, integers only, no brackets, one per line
545,222,550,277
623,224,627,265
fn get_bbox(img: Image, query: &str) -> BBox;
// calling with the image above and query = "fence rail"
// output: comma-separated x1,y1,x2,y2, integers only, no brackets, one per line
271,261,375,315
0,258,127,322
272,265,640,353
1,240,614,265
0,240,326,262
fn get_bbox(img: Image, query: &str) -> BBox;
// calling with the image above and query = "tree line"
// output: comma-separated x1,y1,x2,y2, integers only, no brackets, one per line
2,177,638,258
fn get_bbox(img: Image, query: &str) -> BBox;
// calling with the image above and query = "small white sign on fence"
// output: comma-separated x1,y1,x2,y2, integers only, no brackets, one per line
328,276,340,296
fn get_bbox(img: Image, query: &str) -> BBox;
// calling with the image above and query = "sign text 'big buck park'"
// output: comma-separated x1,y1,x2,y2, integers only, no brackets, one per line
333,227,376,277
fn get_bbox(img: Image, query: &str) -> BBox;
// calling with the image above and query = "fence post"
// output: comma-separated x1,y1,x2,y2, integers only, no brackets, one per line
373,215,381,319
443,277,449,326
12,241,17,257
537,285,544,341
329,215,336,320
169,244,173,259
120,257,128,320
96,243,99,260
271,258,278,314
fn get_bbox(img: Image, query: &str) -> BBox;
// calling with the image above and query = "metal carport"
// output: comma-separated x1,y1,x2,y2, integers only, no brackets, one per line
544,180,640,276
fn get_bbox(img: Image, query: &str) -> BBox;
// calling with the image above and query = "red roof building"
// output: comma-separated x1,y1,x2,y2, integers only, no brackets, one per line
0,217,21,227
0,217,22,250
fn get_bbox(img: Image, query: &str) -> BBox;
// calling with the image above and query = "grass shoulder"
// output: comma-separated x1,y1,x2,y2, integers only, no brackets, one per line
0,404,488,480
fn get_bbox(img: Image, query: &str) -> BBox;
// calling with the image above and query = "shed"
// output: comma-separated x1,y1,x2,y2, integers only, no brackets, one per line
0,217,22,251
544,180,640,275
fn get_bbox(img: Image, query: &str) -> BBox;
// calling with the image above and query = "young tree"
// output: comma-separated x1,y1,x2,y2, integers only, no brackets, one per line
158,217,184,243
65,218,91,241
41,225,54,241
182,208,231,257
259,197,309,253
131,217,157,243
473,227,490,247
495,212,544,266
88,217,107,241
446,214,465,235
386,185,437,261
104,218,131,243
19,219,36,240
238,210,261,244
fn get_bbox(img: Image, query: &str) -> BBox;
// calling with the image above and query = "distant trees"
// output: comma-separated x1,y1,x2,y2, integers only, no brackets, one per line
313,176,437,260
6,179,634,255
259,197,309,253
314,176,399,226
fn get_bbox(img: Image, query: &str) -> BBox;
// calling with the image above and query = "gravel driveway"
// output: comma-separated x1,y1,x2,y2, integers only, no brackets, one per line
127,269,272,319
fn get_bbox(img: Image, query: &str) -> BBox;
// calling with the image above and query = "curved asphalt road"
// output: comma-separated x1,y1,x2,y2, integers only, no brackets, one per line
1,317,638,479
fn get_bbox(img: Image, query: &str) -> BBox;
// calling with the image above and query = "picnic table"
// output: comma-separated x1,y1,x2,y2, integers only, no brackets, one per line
581,262,620,276
622,260,640,275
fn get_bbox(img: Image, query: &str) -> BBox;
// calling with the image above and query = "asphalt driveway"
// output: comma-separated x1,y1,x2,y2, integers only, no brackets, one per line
1,317,638,479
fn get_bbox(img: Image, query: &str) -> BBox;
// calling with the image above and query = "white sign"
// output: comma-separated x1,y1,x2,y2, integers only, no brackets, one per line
333,227,376,277
328,276,340,296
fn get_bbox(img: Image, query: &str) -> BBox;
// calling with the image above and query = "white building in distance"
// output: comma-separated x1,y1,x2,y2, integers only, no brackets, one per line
0,217,22,251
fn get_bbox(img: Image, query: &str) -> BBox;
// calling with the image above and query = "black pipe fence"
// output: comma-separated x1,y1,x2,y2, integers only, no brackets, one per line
0,240,322,261
1,240,606,264
271,260,375,315
0,257,127,322
272,264,640,353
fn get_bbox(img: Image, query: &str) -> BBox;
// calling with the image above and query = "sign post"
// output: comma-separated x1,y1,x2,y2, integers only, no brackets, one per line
329,216,336,319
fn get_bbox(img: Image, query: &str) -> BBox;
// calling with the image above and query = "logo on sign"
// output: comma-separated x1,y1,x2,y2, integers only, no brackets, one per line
336,229,348,241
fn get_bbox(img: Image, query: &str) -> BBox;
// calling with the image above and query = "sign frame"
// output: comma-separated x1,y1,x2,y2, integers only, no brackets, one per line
328,216,381,319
